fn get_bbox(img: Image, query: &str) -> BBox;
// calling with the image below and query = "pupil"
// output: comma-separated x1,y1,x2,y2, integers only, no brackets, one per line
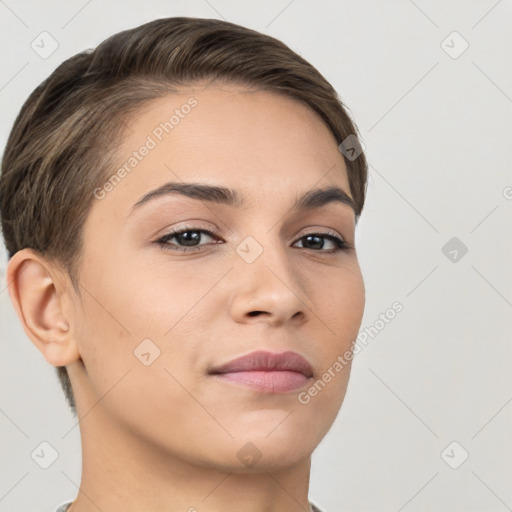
177,231,200,246
305,235,323,250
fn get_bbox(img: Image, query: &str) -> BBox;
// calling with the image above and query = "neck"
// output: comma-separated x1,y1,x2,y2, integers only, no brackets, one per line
67,402,312,512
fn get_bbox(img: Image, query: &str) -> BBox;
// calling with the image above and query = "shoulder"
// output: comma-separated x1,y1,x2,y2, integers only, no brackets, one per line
53,502,73,512
55,501,321,512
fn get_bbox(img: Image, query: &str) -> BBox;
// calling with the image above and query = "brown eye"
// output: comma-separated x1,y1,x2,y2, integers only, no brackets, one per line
156,228,221,252
294,233,350,253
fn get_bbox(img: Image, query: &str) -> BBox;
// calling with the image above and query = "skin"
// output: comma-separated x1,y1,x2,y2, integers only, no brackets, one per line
7,82,365,512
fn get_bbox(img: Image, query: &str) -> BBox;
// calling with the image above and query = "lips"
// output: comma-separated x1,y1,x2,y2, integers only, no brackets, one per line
209,350,314,393
209,350,314,377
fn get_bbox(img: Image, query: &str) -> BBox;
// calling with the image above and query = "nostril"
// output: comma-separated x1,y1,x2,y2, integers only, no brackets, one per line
248,311,266,316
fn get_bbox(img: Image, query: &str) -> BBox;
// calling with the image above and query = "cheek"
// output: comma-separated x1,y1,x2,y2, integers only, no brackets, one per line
74,260,214,397
123,257,222,330
293,261,364,415
86,256,207,340
308,261,365,341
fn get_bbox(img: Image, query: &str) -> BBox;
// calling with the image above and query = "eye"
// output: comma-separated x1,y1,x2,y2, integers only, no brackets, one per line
156,227,221,252
155,227,351,254
293,232,350,253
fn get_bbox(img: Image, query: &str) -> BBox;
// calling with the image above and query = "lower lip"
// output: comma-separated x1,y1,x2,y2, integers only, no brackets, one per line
212,370,310,393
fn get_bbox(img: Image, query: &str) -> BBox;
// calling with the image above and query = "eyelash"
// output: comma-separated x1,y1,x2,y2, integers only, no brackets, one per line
155,227,352,254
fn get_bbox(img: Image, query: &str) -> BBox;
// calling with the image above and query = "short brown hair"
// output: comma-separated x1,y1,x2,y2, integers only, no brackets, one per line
0,17,368,415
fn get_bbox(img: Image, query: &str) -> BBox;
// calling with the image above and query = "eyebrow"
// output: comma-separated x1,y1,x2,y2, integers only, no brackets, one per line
129,181,358,217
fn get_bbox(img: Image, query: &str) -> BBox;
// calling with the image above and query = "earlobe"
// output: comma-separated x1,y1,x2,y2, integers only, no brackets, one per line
6,249,80,367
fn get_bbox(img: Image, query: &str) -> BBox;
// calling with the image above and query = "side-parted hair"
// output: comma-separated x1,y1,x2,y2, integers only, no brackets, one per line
0,17,368,415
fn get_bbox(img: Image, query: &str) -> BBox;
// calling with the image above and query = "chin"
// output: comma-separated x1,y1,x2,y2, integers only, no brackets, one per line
205,428,318,473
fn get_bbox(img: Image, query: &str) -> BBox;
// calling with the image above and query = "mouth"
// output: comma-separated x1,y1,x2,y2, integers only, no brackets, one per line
208,350,314,393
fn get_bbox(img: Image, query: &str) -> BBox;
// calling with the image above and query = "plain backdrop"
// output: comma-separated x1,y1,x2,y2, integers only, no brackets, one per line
1,1,511,511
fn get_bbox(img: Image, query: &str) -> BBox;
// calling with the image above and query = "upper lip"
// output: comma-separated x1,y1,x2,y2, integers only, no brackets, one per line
209,350,314,378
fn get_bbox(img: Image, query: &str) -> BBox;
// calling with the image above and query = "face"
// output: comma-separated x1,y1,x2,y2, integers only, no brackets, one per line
70,82,365,472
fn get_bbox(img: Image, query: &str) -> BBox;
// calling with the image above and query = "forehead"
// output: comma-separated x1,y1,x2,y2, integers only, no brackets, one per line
95,83,351,219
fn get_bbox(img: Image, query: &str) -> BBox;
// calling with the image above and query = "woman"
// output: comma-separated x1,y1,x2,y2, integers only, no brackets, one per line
1,16,368,512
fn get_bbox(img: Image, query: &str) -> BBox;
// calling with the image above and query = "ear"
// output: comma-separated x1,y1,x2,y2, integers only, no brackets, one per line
6,248,80,367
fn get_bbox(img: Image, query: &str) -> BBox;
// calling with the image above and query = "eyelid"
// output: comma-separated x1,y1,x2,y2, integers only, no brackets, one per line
155,221,219,238
299,227,344,240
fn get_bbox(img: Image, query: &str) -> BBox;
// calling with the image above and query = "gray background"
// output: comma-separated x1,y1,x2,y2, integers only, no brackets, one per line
1,1,511,511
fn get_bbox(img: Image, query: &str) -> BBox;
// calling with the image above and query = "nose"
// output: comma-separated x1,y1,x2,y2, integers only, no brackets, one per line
228,238,308,327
